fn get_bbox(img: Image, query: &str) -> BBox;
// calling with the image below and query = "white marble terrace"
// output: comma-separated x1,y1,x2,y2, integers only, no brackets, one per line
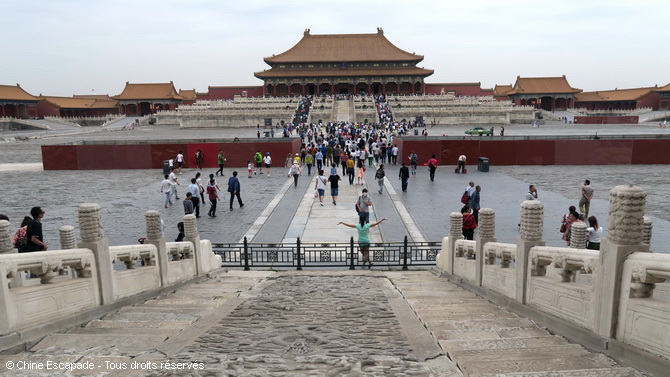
0,205,220,336
436,185,670,362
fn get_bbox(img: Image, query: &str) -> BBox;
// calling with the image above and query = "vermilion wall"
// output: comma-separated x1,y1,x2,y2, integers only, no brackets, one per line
396,138,670,166
42,139,302,170
574,116,638,124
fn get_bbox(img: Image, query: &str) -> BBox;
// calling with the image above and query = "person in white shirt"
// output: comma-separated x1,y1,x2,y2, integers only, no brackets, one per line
263,152,272,177
586,216,603,250
176,151,184,174
169,167,180,200
160,174,175,208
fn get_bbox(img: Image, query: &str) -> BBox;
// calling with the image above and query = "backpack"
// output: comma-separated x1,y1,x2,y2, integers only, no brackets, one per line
14,227,27,252
461,191,470,204
291,165,300,175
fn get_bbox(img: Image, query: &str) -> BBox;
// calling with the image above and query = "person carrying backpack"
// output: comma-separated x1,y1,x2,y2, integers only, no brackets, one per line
13,216,32,252
375,164,386,194
288,161,302,188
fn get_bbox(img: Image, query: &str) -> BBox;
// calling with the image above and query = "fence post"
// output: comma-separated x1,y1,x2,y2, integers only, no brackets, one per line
402,236,409,270
243,236,250,271
296,237,302,271
349,236,355,270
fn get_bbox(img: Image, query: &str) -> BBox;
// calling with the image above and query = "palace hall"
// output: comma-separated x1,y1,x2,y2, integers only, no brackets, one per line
254,28,434,97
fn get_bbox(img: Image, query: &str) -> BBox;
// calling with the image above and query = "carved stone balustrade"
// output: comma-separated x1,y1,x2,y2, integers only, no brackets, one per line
570,222,587,249
530,247,599,282
455,239,475,259
0,220,13,254
642,216,653,245
484,242,516,267
110,245,157,269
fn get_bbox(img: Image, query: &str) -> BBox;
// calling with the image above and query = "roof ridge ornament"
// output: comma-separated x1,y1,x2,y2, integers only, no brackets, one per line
377,27,383,35
304,28,310,36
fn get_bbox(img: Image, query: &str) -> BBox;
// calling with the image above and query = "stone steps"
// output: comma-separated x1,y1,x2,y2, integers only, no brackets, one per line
384,271,648,377
0,272,271,375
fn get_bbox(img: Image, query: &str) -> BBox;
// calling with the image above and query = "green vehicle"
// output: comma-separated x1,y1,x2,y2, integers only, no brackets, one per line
465,126,492,136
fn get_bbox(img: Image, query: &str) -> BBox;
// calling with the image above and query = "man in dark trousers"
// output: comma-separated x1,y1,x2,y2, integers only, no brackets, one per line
228,171,244,211
399,162,410,192
26,206,47,251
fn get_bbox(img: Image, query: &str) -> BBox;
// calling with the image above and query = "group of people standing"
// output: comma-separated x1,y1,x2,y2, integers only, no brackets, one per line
2,207,48,253
559,180,601,249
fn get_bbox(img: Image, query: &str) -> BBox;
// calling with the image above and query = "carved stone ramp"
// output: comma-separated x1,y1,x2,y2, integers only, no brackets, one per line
385,271,647,377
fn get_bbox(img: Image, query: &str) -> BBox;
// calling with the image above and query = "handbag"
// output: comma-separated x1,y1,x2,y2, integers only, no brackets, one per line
560,223,567,233
460,191,469,204
314,191,318,198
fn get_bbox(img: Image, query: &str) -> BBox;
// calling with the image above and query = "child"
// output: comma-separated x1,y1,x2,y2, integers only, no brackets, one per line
247,161,253,178
175,222,185,242
183,192,194,215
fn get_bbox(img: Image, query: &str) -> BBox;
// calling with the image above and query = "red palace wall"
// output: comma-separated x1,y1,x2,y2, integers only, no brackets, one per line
574,116,639,124
42,137,670,170
42,139,302,170
199,86,265,101
396,137,670,167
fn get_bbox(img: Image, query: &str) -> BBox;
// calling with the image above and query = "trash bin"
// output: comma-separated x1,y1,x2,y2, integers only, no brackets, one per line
264,131,270,137
414,129,419,135
162,160,171,175
478,157,489,172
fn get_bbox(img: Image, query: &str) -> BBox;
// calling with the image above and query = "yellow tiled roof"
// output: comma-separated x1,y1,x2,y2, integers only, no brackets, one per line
508,76,582,95
255,66,433,79
0,84,39,101
575,87,656,102
113,82,183,100
265,29,424,64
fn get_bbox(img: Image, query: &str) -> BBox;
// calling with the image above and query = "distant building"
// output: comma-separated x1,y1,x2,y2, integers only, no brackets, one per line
254,28,433,96
505,76,582,111
37,95,118,117
575,87,660,111
653,84,670,110
112,82,183,116
0,84,39,118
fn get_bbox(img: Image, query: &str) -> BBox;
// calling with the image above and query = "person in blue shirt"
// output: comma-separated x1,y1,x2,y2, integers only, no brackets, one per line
338,217,387,269
227,171,244,211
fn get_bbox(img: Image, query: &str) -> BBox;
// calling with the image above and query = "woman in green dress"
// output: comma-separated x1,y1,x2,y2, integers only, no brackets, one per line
338,217,387,268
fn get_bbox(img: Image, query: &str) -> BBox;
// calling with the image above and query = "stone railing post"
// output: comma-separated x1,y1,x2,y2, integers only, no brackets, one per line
445,212,464,275
517,200,545,303
145,210,168,286
59,225,76,250
595,185,649,338
0,220,14,254
77,203,113,305
642,215,652,245
475,208,496,286
570,222,587,249
59,225,77,276
184,214,204,276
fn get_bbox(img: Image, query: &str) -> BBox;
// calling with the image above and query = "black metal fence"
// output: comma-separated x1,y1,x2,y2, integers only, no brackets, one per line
211,236,439,270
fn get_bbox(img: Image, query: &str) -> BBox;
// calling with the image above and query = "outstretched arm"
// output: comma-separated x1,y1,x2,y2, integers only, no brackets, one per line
370,218,388,227
338,222,356,228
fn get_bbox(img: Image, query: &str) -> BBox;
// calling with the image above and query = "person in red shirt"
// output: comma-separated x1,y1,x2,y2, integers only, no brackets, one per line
461,205,477,240
427,155,438,182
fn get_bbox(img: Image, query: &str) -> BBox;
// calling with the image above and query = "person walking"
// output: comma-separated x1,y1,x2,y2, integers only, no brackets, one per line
346,155,355,185
579,180,594,218
399,162,410,192
314,169,328,206
427,155,438,182
183,192,194,215
375,164,386,194
206,179,220,217
227,171,244,210
187,178,201,218
356,188,373,224
160,174,175,208
176,151,184,174
263,152,272,177
461,205,477,240
315,149,323,171
195,149,204,170
169,167,180,200
471,185,481,224
328,167,341,205
25,206,47,252
409,151,418,177
288,161,302,188
305,152,314,176
216,150,225,176
254,150,263,175
338,217,388,268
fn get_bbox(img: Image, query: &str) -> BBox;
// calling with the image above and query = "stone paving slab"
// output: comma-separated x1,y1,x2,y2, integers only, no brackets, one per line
85,320,193,330
439,336,568,352
461,353,616,377
475,367,647,377
425,318,536,331
449,344,589,361
31,333,169,353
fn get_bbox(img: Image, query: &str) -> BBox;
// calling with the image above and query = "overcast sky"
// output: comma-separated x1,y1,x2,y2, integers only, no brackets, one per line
3,0,668,96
